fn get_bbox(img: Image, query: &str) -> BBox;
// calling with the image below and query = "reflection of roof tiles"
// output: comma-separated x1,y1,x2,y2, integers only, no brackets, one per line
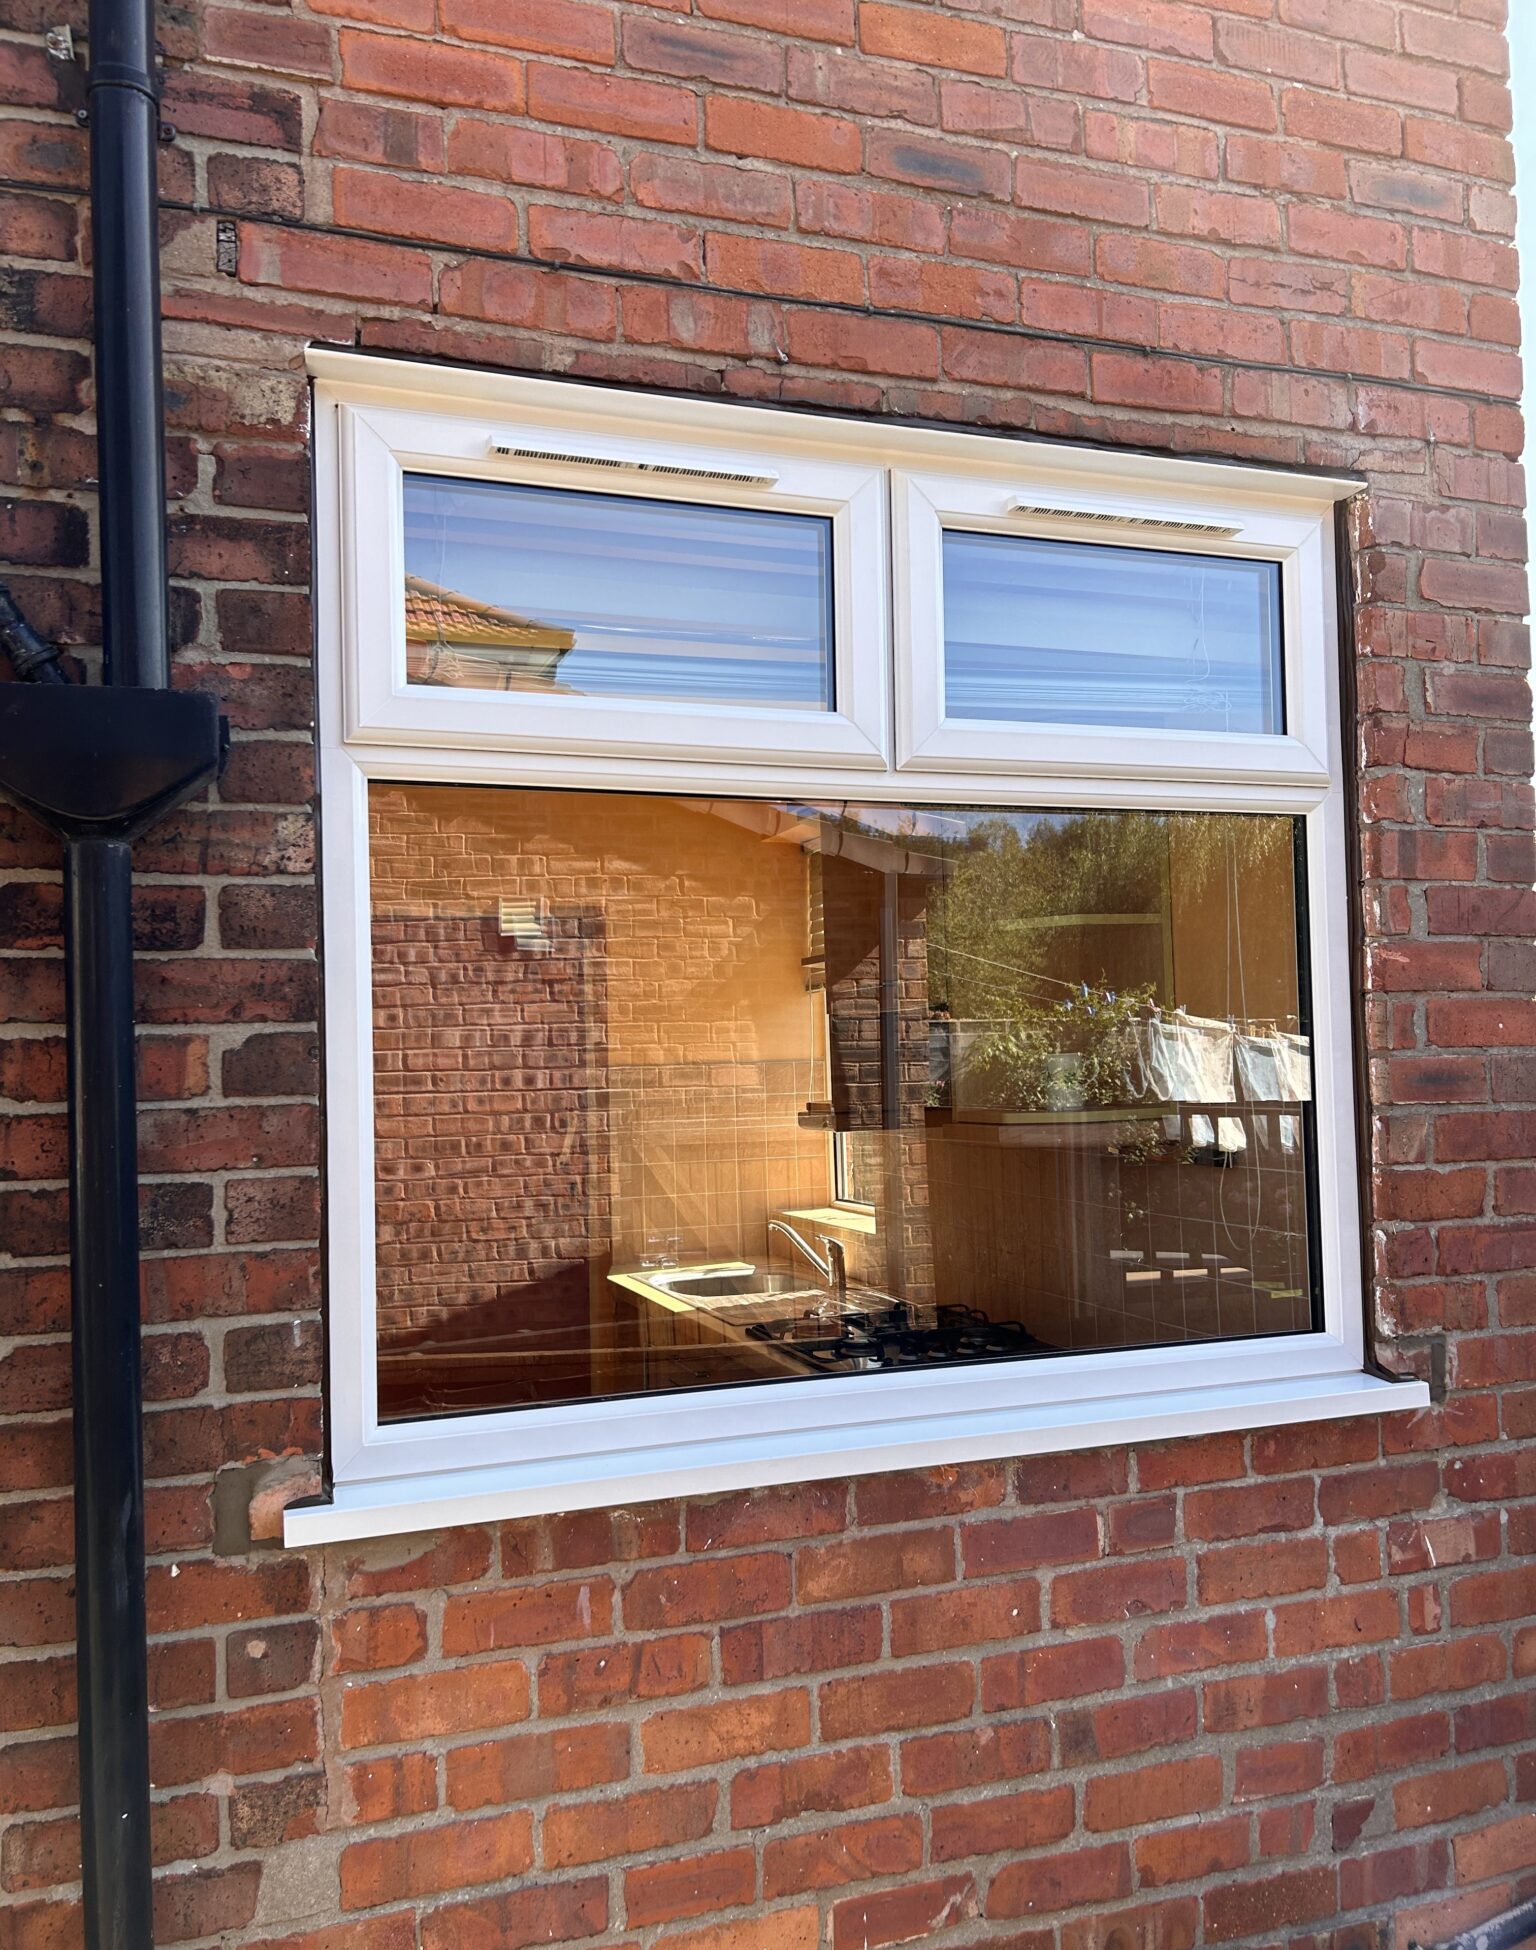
404,574,575,650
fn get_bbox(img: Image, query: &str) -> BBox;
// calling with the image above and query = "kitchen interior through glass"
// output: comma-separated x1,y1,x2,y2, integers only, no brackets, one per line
369,785,1318,1422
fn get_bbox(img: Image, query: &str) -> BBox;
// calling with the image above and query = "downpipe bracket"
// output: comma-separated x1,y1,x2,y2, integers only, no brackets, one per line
0,684,223,839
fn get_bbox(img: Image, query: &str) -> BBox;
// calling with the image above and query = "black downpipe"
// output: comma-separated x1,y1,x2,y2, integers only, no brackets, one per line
67,835,155,1950
0,2,223,1948
86,0,170,690
1410,1892,1536,1950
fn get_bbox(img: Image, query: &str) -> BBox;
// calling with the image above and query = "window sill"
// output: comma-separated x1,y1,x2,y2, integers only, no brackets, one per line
284,1368,1427,1546
781,1204,879,1236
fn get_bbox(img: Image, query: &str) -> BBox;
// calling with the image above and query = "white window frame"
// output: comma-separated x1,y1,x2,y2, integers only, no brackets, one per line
336,391,890,769
892,469,1333,785
291,350,1427,1547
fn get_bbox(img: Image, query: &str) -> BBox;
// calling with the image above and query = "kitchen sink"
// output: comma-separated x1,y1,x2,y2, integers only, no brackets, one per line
649,1266,816,1301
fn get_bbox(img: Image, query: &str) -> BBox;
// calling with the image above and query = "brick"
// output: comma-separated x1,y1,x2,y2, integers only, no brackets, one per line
442,1580,613,1653
1395,1761,1508,1833
1454,1812,1536,1885
419,1881,607,1950
1134,1611,1267,1679
697,0,854,42
731,1746,892,1828
1091,350,1224,414
314,98,444,169
339,30,525,109
1086,1755,1222,1833
238,225,432,305
1234,1737,1324,1801
346,1753,437,1823
339,1661,531,1747
987,1843,1132,1918
791,44,935,125
625,1553,790,1630
643,1689,811,1773
1451,1567,1536,1629
624,1848,755,1927
798,1527,953,1601
1148,58,1277,130
962,1508,1099,1575
1059,1689,1197,1767
155,1862,262,1943
451,1724,630,1810
794,181,946,254
528,207,700,281
982,1636,1125,1710
1083,0,1213,60
865,129,1011,200
860,4,1004,76
544,1783,715,1868
900,1720,1050,1798
889,1576,1040,1655
819,1662,974,1739
830,1878,975,1950
329,1605,426,1675
204,8,333,76
1203,1866,1336,1942
340,1812,532,1908
1273,1591,1400,1656
541,1634,712,1713
630,155,792,228
931,1784,1074,1862
1050,1557,1186,1627
764,1815,924,1896
440,0,615,63
528,63,695,144
723,1606,878,1687
705,98,859,173
443,121,619,197
149,1700,318,1786
1204,1666,1329,1734
331,168,518,250
1137,1817,1249,1890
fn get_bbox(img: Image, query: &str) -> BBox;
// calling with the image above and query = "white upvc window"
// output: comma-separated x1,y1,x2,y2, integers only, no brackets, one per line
292,349,1427,1547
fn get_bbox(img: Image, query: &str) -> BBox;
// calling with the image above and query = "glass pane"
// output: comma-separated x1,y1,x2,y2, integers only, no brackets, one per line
943,531,1282,733
370,787,1317,1423
402,474,833,708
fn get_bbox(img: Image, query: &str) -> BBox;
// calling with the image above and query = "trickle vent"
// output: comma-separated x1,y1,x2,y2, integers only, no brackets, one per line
1006,500,1243,539
488,441,779,487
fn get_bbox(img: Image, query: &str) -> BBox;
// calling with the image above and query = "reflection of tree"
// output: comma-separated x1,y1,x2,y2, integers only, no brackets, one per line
926,811,1289,1112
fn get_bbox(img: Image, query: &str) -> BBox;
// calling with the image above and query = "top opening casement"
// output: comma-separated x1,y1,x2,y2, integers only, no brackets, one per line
294,350,1425,1545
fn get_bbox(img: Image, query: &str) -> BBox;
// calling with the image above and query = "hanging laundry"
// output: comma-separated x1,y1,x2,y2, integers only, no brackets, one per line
1135,1010,1236,1105
1178,1012,1237,1102
1235,1032,1283,1102
1236,1028,1312,1104
1277,1032,1312,1103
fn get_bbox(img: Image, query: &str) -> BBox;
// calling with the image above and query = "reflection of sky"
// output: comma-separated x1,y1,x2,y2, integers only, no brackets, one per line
404,475,832,707
942,532,1282,733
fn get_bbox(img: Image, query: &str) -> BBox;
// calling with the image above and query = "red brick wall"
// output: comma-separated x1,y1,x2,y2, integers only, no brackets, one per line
1,1,1533,1946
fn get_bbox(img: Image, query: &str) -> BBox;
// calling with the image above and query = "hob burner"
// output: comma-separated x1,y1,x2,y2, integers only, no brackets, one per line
747,1301,1044,1373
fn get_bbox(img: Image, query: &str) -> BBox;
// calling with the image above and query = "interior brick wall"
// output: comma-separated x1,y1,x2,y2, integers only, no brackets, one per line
1,1,1533,1947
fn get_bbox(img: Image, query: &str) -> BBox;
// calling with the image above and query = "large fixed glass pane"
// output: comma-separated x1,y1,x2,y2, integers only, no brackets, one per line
402,474,833,708
942,531,1283,733
370,787,1317,1423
